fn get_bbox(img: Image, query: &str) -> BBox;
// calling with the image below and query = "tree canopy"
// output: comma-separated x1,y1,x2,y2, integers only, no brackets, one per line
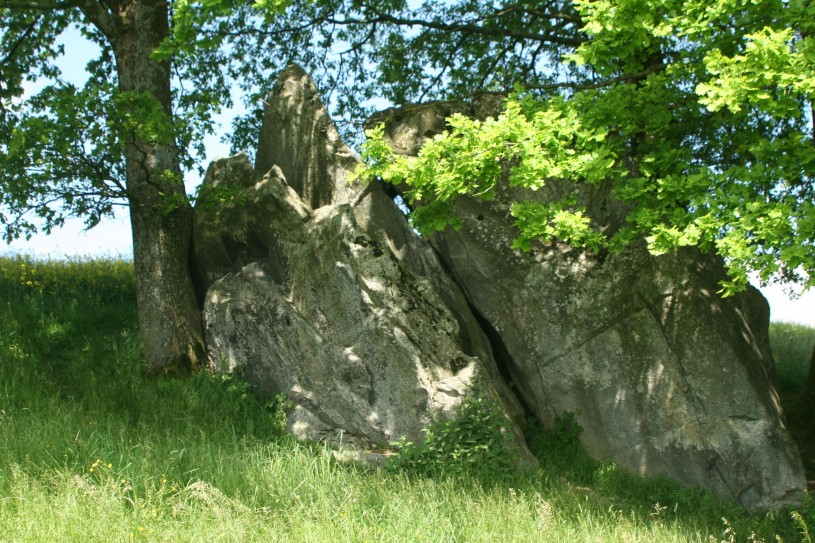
352,0,815,295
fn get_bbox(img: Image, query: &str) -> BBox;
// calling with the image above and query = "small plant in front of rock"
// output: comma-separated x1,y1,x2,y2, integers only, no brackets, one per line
203,364,292,439
524,411,583,458
386,388,517,477
268,392,295,434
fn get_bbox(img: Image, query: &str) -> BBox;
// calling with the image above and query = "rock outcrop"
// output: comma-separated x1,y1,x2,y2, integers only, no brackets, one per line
370,103,806,508
192,64,806,509
192,66,534,468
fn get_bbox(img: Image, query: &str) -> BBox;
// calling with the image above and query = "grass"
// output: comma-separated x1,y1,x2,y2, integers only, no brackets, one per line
1,255,813,542
771,321,815,396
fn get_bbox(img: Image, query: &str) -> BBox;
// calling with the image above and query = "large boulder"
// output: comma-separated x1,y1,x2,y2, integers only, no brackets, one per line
193,67,534,467
371,103,806,508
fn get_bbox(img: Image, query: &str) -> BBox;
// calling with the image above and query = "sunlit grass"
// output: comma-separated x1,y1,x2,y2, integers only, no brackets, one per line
1,256,812,542
0,253,135,301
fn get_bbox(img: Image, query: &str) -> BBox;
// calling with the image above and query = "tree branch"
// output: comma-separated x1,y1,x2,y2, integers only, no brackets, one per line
0,15,40,69
0,0,121,40
526,63,668,92
73,0,120,38
0,0,78,9
324,12,583,48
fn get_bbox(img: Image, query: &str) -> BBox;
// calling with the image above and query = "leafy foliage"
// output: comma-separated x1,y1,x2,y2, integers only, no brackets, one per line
0,9,123,239
4,0,813,296
358,99,614,252
386,388,518,477
0,1,289,242
351,0,815,295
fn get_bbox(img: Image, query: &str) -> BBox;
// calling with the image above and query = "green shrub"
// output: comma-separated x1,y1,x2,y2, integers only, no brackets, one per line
386,388,518,477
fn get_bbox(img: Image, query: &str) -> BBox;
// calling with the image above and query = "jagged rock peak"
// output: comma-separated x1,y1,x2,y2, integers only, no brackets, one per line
255,63,361,209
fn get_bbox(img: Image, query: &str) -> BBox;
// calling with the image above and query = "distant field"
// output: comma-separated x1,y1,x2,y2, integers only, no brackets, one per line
1,256,812,542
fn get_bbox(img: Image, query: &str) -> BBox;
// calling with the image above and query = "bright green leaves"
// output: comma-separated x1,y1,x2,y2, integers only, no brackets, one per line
6,128,25,158
252,0,293,17
569,0,674,75
701,181,815,294
158,0,290,58
698,27,815,117
356,0,815,295
385,388,519,477
358,97,618,243
511,201,604,252
156,0,245,59
114,91,175,146
645,224,702,257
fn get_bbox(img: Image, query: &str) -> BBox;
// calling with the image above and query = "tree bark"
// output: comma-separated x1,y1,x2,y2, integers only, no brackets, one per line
87,0,205,374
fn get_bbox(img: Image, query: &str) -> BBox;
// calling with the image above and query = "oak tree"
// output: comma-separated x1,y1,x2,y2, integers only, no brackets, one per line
1,0,283,374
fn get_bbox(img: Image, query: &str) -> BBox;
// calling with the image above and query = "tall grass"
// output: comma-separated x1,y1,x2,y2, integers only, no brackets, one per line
0,255,812,542
771,322,815,396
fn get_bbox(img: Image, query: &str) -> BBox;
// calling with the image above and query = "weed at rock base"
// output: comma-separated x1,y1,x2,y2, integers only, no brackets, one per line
385,388,517,477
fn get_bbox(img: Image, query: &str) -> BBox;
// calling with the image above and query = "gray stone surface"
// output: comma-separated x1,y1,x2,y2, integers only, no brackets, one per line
192,64,806,508
255,64,361,208
199,167,533,467
375,101,806,509
194,66,535,468
191,156,310,300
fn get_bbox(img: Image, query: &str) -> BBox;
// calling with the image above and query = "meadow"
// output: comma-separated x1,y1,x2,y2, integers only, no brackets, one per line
1,255,813,542
770,321,815,397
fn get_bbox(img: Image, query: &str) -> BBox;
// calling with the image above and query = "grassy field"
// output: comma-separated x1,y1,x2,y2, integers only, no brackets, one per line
1,255,813,542
770,321,815,396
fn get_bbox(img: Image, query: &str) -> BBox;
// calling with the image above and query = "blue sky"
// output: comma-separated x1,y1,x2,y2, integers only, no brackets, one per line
2,23,813,327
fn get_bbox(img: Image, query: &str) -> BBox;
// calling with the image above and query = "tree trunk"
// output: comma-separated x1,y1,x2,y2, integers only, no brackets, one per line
94,0,205,374
129,195,205,375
